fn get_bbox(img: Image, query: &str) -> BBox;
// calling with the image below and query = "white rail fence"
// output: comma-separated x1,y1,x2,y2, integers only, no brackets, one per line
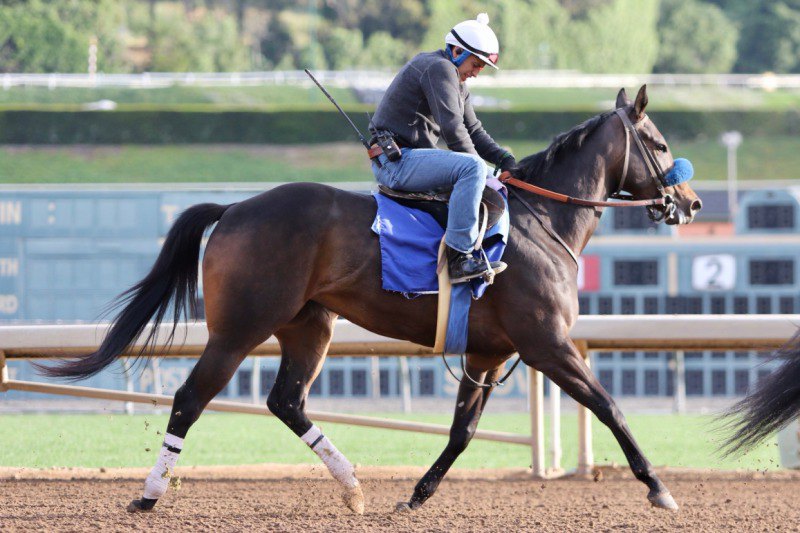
3,71,800,91
1,315,798,478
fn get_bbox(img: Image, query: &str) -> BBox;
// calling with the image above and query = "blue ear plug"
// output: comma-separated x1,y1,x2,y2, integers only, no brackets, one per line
664,158,694,187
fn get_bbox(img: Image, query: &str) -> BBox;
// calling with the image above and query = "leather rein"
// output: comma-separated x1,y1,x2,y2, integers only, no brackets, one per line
497,108,670,210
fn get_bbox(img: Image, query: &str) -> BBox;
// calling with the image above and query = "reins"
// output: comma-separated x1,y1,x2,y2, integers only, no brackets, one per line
496,172,666,208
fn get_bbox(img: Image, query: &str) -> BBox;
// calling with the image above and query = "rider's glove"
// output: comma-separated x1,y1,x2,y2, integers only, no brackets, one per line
496,152,516,175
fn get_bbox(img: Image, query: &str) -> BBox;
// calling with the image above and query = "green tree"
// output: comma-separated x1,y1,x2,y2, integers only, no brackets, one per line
495,0,568,70
734,3,800,73
321,27,365,70
0,0,86,73
654,0,738,73
560,0,660,73
359,31,409,67
420,0,470,51
147,4,249,72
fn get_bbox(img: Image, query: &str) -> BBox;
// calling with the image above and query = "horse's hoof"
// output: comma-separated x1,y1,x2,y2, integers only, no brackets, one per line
648,491,679,511
126,498,156,513
343,485,365,515
395,502,413,513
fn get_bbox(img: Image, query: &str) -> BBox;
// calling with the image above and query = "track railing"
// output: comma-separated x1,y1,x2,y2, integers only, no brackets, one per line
1,315,798,478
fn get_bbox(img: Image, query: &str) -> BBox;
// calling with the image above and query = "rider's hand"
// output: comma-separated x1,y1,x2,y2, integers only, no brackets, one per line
496,152,516,175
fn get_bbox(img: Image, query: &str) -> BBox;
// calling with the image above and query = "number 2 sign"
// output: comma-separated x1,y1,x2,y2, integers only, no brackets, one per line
692,255,736,291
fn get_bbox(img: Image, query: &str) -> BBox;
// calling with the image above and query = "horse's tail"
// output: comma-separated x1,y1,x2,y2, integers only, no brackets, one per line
720,329,800,455
37,203,233,381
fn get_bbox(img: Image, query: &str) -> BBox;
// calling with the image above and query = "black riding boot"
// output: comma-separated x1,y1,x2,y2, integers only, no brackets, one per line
446,246,507,284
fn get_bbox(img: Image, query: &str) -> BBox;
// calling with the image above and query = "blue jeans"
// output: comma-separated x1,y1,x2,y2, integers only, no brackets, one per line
372,148,488,253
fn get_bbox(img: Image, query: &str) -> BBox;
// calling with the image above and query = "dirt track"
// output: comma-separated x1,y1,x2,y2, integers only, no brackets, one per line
2,465,799,532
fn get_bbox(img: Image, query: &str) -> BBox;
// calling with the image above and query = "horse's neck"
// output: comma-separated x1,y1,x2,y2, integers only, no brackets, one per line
526,148,613,255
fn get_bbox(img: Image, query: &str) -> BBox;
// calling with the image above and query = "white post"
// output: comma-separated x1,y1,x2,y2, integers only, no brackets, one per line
576,342,594,475
399,357,412,414
720,131,742,222
550,380,562,474
371,356,381,399
122,358,134,415
673,350,686,414
150,358,162,415
251,356,261,405
528,366,545,478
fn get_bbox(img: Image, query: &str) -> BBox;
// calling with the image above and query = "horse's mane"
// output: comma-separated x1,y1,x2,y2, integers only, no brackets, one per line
514,110,615,182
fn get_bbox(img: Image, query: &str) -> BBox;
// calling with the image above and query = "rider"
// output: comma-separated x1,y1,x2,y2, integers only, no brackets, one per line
369,13,516,284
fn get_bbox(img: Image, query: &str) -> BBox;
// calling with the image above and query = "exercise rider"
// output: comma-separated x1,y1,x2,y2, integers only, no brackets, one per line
369,13,515,284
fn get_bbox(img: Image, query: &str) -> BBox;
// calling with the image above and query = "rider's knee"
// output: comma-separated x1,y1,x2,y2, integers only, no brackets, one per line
467,153,488,176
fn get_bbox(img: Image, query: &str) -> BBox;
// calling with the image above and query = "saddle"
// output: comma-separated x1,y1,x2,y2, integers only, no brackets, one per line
377,185,506,231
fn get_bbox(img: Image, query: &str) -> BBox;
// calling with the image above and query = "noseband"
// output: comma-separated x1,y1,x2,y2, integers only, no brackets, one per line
612,108,675,222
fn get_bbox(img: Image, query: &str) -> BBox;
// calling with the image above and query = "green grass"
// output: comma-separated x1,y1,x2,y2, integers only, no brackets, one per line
473,86,800,111
3,85,800,112
0,85,357,108
1,135,798,184
0,413,778,471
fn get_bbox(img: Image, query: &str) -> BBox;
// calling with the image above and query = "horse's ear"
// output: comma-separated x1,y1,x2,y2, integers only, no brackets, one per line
615,88,629,109
634,85,649,119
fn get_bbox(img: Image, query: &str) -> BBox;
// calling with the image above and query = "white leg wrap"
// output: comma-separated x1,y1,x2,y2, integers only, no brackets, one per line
143,433,184,500
301,425,358,489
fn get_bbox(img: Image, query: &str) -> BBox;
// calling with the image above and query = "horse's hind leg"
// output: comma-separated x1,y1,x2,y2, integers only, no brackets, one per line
529,339,678,511
267,302,365,514
398,357,505,512
127,333,260,513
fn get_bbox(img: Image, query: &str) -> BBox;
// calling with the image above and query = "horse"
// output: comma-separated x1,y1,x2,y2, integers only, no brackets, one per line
40,85,702,515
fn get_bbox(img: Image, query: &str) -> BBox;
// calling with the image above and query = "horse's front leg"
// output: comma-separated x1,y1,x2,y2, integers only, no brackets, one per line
397,357,505,512
522,334,678,511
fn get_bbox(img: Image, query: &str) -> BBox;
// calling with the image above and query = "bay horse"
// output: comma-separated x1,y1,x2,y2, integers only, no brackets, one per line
41,86,701,514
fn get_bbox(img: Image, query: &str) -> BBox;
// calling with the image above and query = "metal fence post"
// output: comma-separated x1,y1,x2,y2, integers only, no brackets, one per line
371,356,381,399
251,356,261,405
550,380,562,474
399,356,412,414
673,350,686,414
0,350,8,392
576,341,594,475
122,358,134,415
528,366,545,478
151,358,162,414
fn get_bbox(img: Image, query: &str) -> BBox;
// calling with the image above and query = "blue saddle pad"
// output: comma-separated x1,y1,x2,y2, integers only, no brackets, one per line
371,192,510,354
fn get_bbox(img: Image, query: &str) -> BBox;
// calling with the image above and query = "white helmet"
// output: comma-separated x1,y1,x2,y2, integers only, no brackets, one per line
444,13,500,69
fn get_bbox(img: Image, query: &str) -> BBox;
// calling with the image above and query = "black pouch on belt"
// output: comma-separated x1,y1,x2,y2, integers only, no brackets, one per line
375,130,402,162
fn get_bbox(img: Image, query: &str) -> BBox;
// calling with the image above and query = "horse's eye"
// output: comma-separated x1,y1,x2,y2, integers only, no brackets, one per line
655,143,668,152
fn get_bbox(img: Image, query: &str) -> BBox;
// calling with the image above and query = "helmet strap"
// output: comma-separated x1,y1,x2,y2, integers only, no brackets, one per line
446,45,471,67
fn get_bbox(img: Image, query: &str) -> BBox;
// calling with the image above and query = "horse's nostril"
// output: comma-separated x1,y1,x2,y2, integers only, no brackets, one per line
691,199,703,212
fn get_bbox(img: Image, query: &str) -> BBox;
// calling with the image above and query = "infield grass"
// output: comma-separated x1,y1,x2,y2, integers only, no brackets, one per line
0,412,778,472
1,135,799,184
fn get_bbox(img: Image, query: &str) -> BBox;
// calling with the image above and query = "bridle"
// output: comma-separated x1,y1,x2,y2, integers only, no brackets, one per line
498,107,676,222
611,108,676,223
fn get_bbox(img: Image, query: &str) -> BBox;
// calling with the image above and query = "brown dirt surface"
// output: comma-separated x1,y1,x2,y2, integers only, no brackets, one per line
2,464,799,532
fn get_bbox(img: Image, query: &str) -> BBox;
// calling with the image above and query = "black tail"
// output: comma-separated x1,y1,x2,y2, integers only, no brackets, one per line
37,203,232,381
720,329,800,455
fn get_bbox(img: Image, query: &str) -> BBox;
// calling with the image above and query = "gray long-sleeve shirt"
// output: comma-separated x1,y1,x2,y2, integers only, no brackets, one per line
370,50,507,165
